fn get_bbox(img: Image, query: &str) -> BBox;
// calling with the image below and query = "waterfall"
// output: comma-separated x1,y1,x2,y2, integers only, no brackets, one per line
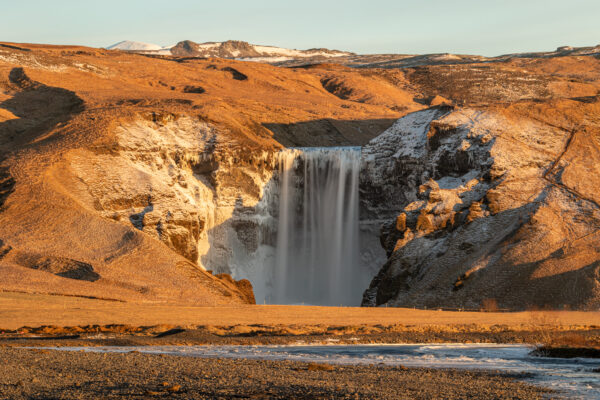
271,147,363,306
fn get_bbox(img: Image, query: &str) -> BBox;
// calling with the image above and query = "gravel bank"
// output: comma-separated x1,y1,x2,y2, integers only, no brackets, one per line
0,347,551,399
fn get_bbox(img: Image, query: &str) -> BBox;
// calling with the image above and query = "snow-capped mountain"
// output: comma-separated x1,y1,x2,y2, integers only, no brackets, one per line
106,40,164,51
104,40,600,68
169,40,352,60
105,39,352,62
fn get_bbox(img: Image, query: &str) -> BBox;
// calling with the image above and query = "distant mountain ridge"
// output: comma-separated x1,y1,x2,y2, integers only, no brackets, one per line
105,40,600,68
105,39,352,61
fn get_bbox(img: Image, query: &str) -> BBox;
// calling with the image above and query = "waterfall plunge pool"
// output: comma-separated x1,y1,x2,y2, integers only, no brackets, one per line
42,344,600,399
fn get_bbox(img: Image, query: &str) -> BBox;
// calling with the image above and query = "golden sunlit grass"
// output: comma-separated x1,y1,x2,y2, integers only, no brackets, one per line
1,293,598,349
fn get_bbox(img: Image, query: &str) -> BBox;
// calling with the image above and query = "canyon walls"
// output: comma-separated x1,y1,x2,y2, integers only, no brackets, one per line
63,116,386,306
59,105,600,310
61,115,277,303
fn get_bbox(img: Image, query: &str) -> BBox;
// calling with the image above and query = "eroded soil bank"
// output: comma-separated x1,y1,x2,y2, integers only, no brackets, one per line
2,324,600,348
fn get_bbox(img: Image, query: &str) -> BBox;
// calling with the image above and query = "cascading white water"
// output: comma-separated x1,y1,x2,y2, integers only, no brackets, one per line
271,147,365,306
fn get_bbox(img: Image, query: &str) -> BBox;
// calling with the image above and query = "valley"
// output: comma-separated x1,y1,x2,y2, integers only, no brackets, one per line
1,41,599,310
0,36,599,399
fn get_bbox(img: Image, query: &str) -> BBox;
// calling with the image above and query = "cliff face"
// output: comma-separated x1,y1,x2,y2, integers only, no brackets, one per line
0,113,261,305
362,99,600,310
65,115,274,269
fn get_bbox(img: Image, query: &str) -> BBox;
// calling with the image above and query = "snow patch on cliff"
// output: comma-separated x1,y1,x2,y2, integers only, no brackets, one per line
363,108,447,161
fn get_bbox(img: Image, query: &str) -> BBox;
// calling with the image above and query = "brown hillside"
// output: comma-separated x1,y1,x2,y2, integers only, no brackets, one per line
0,42,416,303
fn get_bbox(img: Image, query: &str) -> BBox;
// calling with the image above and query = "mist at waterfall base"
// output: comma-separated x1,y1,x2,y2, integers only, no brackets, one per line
270,147,369,306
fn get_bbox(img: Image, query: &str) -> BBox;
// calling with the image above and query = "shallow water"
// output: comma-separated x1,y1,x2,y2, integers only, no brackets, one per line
48,344,600,399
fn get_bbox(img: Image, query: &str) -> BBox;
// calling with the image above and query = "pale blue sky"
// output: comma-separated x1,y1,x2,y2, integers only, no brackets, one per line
2,0,598,56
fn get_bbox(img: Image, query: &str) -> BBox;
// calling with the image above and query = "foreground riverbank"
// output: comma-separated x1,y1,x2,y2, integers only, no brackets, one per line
3,324,600,348
1,292,599,347
2,292,599,328
0,347,551,399
1,293,599,398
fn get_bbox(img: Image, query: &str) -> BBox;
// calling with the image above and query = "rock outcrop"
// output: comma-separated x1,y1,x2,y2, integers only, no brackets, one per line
362,100,600,310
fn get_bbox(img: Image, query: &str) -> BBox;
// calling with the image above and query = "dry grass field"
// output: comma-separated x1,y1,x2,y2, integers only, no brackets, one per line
1,292,598,346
